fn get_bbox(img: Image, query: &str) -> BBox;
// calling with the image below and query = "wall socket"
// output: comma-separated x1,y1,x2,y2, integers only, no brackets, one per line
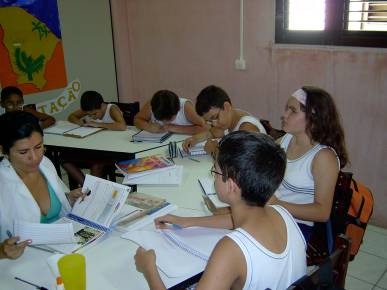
234,58,246,70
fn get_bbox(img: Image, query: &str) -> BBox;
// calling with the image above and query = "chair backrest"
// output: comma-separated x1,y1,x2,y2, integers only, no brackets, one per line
288,234,352,290
110,101,140,125
260,119,286,140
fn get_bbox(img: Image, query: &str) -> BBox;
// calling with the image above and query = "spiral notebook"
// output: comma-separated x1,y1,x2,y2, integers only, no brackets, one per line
122,227,230,277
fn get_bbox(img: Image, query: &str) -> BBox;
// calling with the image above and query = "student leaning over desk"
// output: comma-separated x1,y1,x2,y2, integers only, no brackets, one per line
134,89,206,135
0,112,84,259
135,131,307,290
182,85,267,156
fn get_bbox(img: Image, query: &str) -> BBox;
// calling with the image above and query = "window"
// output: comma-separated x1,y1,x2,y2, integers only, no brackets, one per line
275,0,387,48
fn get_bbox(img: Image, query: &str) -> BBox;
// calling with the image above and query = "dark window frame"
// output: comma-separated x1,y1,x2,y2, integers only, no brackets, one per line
275,0,387,48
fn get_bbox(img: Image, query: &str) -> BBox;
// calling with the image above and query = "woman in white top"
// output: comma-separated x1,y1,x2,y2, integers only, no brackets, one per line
0,111,83,259
271,86,348,241
134,90,206,135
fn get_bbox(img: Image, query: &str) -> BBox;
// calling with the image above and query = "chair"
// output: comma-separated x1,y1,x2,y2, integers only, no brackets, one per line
260,119,286,139
307,171,353,265
288,234,352,290
110,101,140,125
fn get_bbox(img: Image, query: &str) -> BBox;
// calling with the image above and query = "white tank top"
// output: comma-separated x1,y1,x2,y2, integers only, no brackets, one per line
94,103,119,124
226,205,306,290
151,97,192,126
232,115,267,134
275,133,339,226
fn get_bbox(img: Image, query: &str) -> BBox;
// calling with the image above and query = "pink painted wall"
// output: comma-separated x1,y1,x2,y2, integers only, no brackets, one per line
111,0,387,226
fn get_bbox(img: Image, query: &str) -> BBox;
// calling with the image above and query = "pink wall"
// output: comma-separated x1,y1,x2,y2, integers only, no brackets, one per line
111,0,387,226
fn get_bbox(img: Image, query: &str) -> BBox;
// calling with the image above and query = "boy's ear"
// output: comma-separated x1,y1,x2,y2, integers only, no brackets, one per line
227,177,241,198
223,101,232,112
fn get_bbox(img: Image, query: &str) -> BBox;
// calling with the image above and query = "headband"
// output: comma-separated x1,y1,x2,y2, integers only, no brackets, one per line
291,88,307,106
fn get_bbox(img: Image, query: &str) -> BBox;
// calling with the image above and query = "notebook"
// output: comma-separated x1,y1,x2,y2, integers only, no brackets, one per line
44,120,104,138
122,227,231,277
122,165,183,185
198,177,230,214
43,174,131,253
132,130,172,143
115,155,175,180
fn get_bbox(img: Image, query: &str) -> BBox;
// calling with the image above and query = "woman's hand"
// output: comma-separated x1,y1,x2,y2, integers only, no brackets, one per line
0,237,31,259
154,214,190,229
134,247,157,274
67,187,84,205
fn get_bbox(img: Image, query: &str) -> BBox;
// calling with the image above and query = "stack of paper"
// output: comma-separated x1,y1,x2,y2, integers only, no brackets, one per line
179,141,207,157
132,130,172,143
122,227,231,277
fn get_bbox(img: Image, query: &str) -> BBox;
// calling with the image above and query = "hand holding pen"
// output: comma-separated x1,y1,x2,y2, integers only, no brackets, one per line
79,187,92,203
1,231,31,259
154,214,186,229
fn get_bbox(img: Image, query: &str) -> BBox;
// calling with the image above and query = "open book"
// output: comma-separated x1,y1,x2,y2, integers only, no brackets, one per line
44,120,104,138
198,177,230,215
35,174,131,253
122,227,231,277
179,141,207,158
115,155,175,181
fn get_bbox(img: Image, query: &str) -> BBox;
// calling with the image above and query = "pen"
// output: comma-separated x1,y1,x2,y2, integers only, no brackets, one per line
159,221,182,229
80,188,91,203
14,277,49,290
188,157,200,163
28,244,59,254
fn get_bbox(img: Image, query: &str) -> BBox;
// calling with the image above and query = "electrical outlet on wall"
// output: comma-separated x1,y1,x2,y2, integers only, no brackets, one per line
234,58,246,70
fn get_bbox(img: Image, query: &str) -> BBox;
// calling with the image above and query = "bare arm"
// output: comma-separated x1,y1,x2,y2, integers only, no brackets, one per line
272,149,339,222
68,109,88,126
155,214,234,229
89,105,126,131
133,101,165,133
239,122,262,133
134,248,166,290
24,108,56,129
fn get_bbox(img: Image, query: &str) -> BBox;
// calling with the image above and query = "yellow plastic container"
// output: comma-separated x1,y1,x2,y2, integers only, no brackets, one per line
58,253,86,290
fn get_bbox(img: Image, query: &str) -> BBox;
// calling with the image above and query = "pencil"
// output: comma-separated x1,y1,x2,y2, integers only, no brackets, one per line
188,157,200,163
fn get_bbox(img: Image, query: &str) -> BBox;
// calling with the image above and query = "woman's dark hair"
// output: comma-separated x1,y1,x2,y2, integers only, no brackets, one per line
217,131,286,207
80,91,104,111
301,86,348,168
195,85,231,116
0,111,43,154
1,86,23,103
151,90,180,121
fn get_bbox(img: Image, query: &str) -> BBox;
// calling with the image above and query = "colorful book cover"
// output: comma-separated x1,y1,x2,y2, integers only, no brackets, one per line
116,155,174,175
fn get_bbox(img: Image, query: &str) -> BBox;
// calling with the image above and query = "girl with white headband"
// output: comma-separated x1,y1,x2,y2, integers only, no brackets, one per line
271,86,348,241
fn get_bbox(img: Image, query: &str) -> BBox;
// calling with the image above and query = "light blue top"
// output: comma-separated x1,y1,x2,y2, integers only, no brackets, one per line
40,181,62,223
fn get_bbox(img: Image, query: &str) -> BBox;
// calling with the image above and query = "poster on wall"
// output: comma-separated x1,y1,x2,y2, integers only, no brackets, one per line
0,0,67,95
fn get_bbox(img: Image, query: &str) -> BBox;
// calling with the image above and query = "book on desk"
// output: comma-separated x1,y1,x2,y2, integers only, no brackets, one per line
43,120,104,138
132,130,172,143
198,177,231,215
14,174,131,254
179,141,208,158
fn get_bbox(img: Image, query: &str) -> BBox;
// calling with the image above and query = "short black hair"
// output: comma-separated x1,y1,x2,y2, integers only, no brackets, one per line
217,131,286,207
1,86,23,103
195,85,231,116
0,111,43,154
80,91,104,111
150,90,180,121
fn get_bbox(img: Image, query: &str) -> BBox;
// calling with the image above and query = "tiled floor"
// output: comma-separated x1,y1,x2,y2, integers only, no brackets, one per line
346,224,387,289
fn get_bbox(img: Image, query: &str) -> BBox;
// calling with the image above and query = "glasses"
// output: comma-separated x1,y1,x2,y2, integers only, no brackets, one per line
205,109,221,127
210,165,226,180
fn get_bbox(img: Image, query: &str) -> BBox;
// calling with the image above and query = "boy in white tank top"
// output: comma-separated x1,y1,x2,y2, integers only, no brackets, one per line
135,132,306,290
183,85,267,156
134,90,206,135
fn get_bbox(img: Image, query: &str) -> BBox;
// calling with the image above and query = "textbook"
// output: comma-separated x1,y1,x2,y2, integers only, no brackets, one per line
122,165,183,185
43,174,131,253
198,177,230,215
179,141,207,157
122,227,231,278
132,130,172,143
44,120,104,138
113,192,176,231
115,155,175,180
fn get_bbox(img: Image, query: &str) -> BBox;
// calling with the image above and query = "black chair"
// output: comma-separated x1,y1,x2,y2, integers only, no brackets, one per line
288,234,352,290
110,101,140,125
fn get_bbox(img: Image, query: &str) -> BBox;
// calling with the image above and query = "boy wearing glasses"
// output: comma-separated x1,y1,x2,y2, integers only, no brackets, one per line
135,131,306,290
134,89,206,134
0,86,56,129
182,85,267,155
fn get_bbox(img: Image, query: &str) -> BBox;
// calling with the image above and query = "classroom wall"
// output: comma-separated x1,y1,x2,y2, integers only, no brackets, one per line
1,0,118,120
111,0,387,227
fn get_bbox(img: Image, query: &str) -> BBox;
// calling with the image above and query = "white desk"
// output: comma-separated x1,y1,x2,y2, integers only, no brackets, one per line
0,136,216,290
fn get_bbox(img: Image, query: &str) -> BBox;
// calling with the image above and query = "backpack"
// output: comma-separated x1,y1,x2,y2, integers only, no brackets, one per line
307,171,374,264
